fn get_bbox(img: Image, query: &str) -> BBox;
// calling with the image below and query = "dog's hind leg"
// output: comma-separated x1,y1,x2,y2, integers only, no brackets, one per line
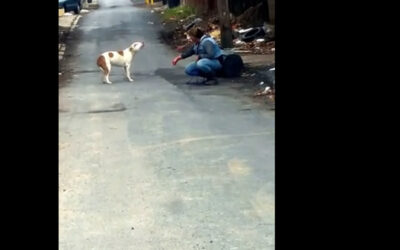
97,55,111,84
105,64,112,84
99,68,106,84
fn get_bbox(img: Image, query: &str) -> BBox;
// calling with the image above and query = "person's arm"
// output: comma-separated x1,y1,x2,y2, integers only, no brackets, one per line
180,45,196,59
172,45,196,65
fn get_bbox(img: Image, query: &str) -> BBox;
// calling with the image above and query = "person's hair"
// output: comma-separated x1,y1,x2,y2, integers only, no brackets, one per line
187,27,204,39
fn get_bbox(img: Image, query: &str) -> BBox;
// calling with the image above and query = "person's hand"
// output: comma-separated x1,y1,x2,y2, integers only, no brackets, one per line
172,55,182,66
196,55,200,61
176,45,186,52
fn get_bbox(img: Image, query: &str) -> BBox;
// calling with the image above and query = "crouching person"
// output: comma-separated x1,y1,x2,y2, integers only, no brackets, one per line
172,27,224,85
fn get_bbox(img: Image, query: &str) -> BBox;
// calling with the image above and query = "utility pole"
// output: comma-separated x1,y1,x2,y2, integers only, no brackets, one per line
217,0,233,48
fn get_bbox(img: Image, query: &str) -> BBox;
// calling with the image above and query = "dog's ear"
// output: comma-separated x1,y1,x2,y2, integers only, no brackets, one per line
130,47,134,52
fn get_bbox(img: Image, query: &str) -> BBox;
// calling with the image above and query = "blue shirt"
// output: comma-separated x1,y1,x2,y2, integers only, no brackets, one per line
181,35,223,60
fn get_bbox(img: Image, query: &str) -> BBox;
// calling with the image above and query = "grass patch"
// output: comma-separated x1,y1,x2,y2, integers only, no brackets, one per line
161,5,196,21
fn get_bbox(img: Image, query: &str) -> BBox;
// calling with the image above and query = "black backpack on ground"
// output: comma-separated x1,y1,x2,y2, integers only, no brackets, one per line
218,53,244,78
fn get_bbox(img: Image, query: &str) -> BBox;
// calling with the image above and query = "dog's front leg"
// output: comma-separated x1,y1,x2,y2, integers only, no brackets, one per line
125,64,134,82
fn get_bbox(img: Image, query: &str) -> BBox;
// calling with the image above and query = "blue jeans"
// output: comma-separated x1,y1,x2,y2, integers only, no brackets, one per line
185,58,222,77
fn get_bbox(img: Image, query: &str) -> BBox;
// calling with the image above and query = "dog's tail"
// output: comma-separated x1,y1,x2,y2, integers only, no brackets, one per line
96,55,109,75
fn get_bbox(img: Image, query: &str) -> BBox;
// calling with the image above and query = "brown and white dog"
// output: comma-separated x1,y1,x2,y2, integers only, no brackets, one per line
96,41,144,84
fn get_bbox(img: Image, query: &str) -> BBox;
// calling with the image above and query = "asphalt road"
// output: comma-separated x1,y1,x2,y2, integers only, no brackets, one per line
59,0,275,249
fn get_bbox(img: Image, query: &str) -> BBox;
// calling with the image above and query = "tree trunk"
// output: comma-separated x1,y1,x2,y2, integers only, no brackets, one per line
267,0,274,24
217,0,233,48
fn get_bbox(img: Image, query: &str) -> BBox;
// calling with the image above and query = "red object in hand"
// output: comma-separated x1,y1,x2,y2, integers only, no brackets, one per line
172,55,181,66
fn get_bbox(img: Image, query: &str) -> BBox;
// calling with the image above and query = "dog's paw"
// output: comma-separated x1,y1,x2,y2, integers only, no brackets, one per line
128,79,134,82
106,82,113,84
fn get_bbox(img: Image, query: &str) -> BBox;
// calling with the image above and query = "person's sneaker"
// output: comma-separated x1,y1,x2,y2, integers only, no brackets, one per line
203,78,218,85
186,77,206,85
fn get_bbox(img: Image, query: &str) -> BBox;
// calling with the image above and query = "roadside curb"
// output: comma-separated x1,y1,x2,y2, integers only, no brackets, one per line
59,14,81,61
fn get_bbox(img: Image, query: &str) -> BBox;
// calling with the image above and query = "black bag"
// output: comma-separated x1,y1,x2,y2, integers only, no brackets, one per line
219,54,244,78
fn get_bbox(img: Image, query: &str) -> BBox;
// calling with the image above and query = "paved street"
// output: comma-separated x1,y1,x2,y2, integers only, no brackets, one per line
59,0,274,249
